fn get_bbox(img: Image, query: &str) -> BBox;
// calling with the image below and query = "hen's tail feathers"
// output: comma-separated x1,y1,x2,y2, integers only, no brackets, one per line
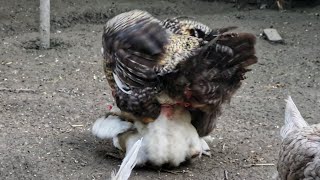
111,138,143,180
280,96,309,140
92,116,133,139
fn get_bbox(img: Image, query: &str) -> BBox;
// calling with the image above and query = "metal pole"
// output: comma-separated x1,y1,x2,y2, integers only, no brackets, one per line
40,0,50,49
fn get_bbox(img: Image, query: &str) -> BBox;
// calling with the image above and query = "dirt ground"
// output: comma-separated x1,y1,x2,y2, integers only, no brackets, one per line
0,0,319,179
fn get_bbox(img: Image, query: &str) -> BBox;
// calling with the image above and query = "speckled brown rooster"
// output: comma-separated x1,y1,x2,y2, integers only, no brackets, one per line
101,9,257,137
277,96,320,179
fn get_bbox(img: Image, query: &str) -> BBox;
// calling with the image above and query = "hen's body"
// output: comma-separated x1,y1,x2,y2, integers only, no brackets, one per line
277,96,320,179
102,10,257,137
92,102,209,167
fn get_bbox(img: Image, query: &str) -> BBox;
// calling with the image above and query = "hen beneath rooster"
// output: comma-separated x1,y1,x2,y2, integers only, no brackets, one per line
92,9,258,169
93,102,210,167
277,96,320,179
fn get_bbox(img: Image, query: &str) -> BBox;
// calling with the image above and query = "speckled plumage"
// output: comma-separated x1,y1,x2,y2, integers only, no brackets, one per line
164,32,257,136
102,10,203,89
277,96,320,180
162,17,237,41
102,10,204,120
102,10,257,136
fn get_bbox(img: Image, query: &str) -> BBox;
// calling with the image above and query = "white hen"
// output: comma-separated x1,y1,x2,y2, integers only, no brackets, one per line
92,104,210,168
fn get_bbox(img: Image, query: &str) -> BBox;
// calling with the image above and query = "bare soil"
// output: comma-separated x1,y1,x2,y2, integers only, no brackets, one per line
1,0,319,179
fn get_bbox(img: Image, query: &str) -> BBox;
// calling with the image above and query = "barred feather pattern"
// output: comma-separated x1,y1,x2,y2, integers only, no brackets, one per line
102,10,205,90
114,86,161,119
102,10,257,135
102,10,208,120
102,10,166,88
277,97,320,179
185,33,257,103
278,124,320,180
164,32,257,136
102,10,168,119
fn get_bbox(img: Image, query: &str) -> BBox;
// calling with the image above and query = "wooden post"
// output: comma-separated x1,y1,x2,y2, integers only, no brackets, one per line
40,0,50,49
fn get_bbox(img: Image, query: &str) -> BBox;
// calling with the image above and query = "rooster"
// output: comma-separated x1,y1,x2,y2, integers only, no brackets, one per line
101,9,257,137
277,96,320,179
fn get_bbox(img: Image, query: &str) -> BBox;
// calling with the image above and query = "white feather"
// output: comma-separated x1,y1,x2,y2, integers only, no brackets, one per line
101,47,104,56
113,73,132,94
124,134,148,165
112,137,122,150
280,96,309,140
200,138,210,152
111,138,143,180
92,116,133,139
135,106,202,166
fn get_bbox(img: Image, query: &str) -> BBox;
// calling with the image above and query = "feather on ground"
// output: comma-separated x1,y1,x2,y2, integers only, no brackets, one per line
110,138,142,180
